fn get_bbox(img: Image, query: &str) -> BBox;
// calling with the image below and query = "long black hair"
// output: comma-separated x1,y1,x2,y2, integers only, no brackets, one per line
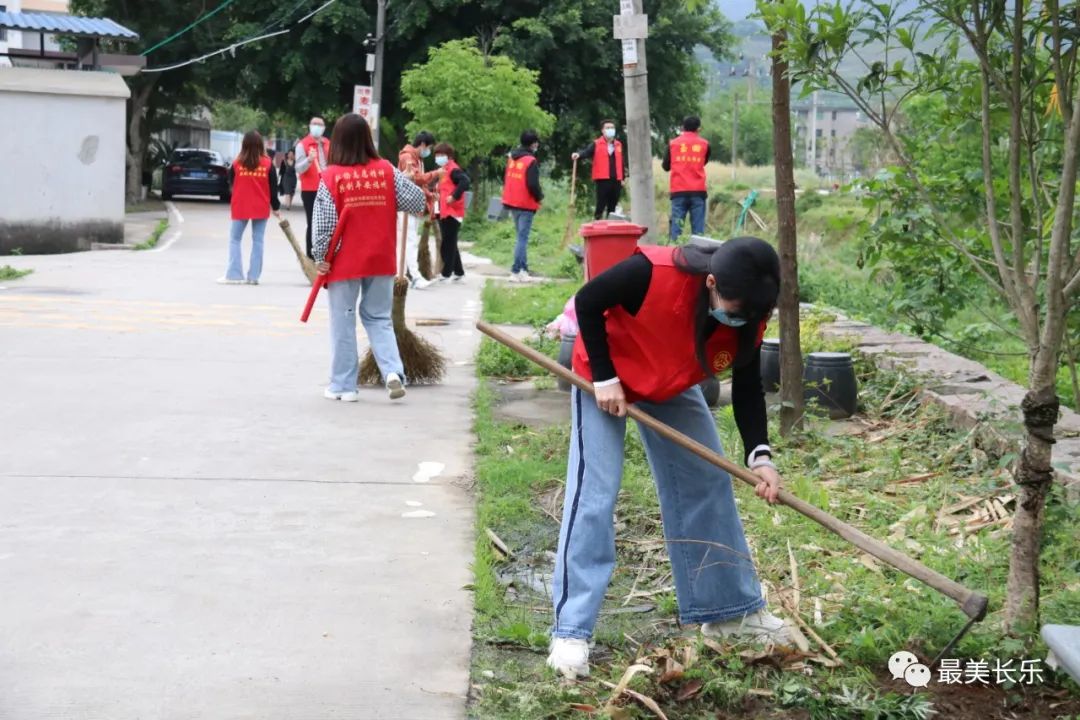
673,237,781,373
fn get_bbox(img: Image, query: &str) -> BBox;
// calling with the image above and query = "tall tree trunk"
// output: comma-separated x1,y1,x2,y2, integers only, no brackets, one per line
771,25,804,436
1005,78,1080,634
125,78,157,204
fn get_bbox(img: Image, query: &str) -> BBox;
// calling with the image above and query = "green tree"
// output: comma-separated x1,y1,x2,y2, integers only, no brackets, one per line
701,84,775,165
763,0,1080,632
400,39,555,169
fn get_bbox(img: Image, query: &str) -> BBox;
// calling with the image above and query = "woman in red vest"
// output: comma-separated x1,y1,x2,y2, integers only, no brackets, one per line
571,119,626,220
310,114,426,402
547,237,794,679
433,142,471,282
218,131,281,285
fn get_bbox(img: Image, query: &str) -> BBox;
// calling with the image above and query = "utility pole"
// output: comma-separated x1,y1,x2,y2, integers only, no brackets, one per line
370,0,387,147
614,0,656,240
731,92,739,183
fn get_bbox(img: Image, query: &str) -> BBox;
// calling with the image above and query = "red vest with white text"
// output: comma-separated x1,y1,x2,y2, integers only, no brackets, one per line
322,159,398,282
572,245,766,404
668,132,709,194
231,156,272,220
592,137,624,182
438,160,466,219
501,154,540,211
299,134,331,192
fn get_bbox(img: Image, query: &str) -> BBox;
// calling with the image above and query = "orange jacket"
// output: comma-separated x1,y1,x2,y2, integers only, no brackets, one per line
398,144,440,214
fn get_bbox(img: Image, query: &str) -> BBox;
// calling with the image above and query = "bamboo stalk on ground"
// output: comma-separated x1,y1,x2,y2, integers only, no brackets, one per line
358,212,446,385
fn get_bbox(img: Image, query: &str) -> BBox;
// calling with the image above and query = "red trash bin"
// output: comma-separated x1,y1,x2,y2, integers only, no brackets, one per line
579,220,648,280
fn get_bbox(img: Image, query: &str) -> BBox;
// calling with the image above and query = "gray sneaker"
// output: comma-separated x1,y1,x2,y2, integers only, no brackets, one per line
386,373,406,400
702,609,795,646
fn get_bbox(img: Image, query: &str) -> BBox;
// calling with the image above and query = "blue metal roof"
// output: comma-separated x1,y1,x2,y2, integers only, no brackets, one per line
0,11,138,41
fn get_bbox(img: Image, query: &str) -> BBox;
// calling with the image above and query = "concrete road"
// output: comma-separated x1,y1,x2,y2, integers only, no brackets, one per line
0,199,480,719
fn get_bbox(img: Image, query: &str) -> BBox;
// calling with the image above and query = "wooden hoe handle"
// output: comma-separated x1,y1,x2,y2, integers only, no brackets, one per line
476,320,989,621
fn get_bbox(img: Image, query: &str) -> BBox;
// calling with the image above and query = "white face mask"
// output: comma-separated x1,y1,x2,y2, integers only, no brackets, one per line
420,148,431,159
309,124,325,138
603,127,616,139
435,155,449,167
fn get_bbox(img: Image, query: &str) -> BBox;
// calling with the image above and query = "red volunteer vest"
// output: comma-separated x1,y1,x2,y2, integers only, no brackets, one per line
299,135,331,192
669,132,708,194
230,156,272,220
572,245,766,404
438,160,466,219
322,159,398,282
501,154,540,211
591,137,624,182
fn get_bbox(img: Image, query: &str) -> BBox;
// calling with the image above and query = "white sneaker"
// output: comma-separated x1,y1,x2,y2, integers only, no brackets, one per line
217,277,243,285
451,274,464,283
324,388,359,402
508,271,522,283
412,277,433,290
386,373,406,400
547,637,590,679
702,609,795,646
245,279,259,285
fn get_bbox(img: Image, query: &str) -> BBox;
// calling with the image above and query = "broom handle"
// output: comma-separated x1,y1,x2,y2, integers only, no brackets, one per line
300,209,348,323
398,209,409,280
561,157,578,247
476,320,989,621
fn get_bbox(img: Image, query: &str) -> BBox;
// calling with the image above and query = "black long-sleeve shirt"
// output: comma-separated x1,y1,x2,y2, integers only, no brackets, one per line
447,167,470,201
577,139,626,182
228,164,282,212
575,253,768,463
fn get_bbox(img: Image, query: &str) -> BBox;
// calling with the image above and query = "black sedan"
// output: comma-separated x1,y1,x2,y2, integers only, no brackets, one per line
161,149,231,202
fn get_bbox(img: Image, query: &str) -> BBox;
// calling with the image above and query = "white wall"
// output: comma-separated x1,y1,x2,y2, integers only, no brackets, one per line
0,67,129,253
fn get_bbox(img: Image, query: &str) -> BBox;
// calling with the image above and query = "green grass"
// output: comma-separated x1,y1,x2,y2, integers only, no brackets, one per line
134,218,169,251
467,180,585,281
468,286,1080,719
481,280,578,327
0,265,32,281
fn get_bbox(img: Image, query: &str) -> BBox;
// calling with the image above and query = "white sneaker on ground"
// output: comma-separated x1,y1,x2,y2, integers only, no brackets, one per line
324,388,359,402
412,277,433,290
245,279,259,285
386,373,406,400
216,277,243,285
546,638,590,679
451,274,464,283
433,276,449,284
702,609,795,646
508,271,523,283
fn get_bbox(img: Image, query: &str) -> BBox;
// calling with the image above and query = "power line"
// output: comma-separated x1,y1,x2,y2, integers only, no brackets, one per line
142,0,338,74
141,0,239,56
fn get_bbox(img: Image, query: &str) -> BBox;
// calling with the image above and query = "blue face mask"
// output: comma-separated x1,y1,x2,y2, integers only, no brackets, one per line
420,148,431,159
710,307,748,328
435,155,449,167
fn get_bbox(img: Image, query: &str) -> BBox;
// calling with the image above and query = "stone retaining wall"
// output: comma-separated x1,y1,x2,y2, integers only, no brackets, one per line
819,316,1080,501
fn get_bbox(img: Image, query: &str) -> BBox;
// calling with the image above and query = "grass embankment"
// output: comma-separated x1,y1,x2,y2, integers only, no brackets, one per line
0,265,32,281
134,218,170,251
470,285,1080,718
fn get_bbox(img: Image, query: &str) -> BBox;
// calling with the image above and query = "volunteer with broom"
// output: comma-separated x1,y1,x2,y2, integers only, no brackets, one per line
547,237,795,680
571,120,626,220
310,113,426,402
397,131,441,289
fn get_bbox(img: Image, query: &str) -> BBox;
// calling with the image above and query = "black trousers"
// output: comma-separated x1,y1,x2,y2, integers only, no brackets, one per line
439,217,464,278
594,179,622,220
301,189,317,259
